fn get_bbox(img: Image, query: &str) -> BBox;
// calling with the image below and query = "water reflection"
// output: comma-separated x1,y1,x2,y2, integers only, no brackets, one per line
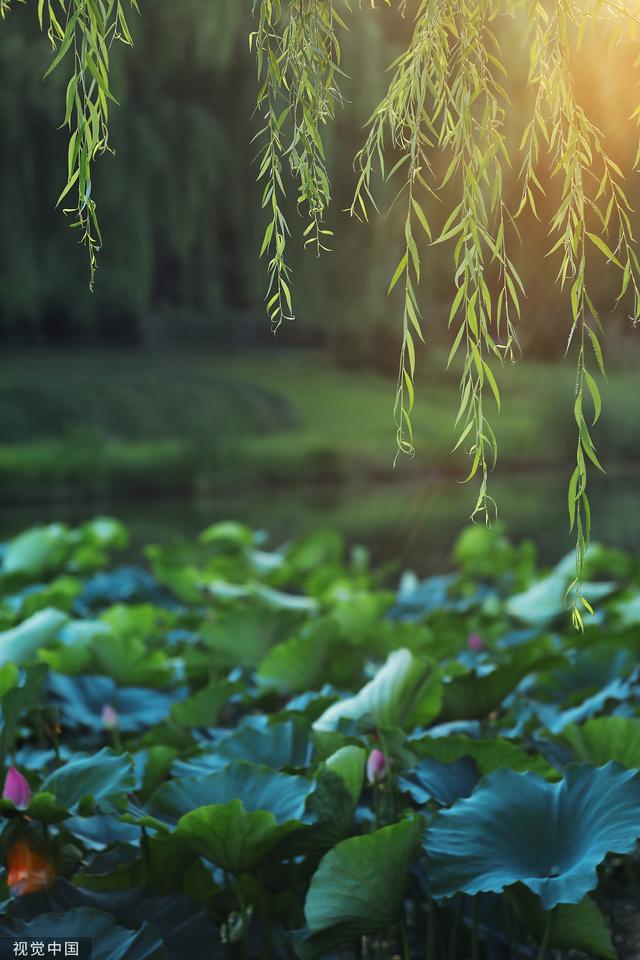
2,469,638,576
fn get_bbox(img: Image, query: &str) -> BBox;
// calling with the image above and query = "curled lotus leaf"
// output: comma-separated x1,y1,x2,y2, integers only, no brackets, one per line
426,762,640,909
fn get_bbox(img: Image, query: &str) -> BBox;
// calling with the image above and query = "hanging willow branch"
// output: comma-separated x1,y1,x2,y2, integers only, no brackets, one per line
435,0,521,523
351,0,443,459
519,0,640,627
352,0,521,516
38,0,138,288
251,0,349,330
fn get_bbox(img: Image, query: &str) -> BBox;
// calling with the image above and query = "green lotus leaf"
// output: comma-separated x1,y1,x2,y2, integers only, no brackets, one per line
426,763,640,908
438,644,564,722
75,833,202,897
0,664,19,699
0,609,67,668
0,906,167,959
300,748,367,854
252,583,319,613
2,525,70,580
201,608,292,668
324,746,365,805
302,770,357,854
509,887,615,959
613,591,640,626
257,633,326,695
410,733,558,780
293,819,422,958
312,648,441,732
90,630,173,688
79,516,129,550
169,679,242,727
151,761,312,825
175,800,305,874
554,716,640,768
554,543,631,582
0,663,49,762
199,521,255,547
25,792,70,824
40,748,135,814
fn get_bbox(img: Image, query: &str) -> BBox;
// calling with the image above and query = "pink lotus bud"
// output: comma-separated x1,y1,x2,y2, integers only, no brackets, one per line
101,704,119,731
468,633,484,652
2,767,31,809
366,749,388,785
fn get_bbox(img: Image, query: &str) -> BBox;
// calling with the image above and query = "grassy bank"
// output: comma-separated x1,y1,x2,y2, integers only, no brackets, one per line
1,347,639,501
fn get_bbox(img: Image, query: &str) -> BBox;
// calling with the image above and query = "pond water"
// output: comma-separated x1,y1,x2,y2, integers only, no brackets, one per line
2,468,639,576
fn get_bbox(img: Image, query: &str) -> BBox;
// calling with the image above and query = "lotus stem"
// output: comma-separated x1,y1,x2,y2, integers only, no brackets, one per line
448,896,461,960
399,916,409,960
231,875,249,960
471,896,479,960
537,910,553,960
426,895,437,960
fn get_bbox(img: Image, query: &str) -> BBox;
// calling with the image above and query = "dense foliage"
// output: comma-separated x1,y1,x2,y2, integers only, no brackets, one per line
1,518,640,956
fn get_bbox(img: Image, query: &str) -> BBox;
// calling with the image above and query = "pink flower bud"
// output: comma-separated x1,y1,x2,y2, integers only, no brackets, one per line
101,704,119,731
467,633,484,652
2,767,31,809
366,749,388,785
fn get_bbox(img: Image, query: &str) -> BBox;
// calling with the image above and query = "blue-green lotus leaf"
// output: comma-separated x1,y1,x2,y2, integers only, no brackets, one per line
64,814,141,849
174,716,311,776
292,819,423,958
0,608,67,667
438,641,564,722
40,748,135,814
426,762,640,908
46,673,185,733
398,756,478,806
531,645,635,708
506,574,615,627
389,572,490,621
534,672,639,733
13,881,223,960
150,761,313,825
0,907,166,960
75,565,176,614
313,648,441,732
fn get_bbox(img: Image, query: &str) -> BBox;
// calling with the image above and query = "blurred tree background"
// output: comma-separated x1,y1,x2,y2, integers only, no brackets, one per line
2,1,637,364
2,1,640,567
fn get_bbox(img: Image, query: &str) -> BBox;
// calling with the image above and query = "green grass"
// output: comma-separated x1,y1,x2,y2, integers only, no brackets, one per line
213,349,639,477
1,347,639,502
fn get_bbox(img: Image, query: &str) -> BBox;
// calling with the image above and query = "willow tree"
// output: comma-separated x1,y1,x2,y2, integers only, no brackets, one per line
3,0,640,627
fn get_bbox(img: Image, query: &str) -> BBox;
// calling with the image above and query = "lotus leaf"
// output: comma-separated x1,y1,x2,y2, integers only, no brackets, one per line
426,763,640,908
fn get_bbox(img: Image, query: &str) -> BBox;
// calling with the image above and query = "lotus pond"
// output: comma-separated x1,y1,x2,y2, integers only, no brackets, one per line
0,518,640,958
